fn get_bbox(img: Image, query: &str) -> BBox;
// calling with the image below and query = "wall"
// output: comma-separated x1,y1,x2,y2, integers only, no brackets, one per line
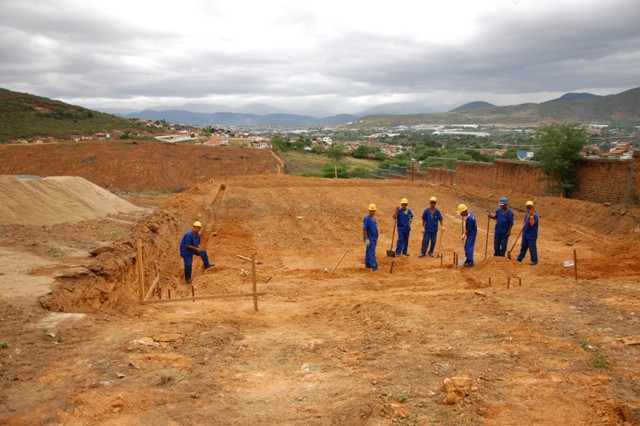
420,152,640,206
494,160,549,195
572,159,631,204
456,162,493,188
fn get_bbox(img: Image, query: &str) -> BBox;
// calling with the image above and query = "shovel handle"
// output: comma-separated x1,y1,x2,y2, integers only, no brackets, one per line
508,225,524,253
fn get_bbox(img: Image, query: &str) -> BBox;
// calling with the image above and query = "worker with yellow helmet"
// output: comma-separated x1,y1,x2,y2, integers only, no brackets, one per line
516,201,539,265
180,220,214,284
363,203,379,271
420,196,444,257
393,197,414,256
457,203,477,267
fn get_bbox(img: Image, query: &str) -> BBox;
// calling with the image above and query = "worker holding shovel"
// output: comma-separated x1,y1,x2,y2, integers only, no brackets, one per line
517,201,539,265
363,203,379,272
419,196,444,258
458,204,477,267
393,198,414,257
488,197,514,256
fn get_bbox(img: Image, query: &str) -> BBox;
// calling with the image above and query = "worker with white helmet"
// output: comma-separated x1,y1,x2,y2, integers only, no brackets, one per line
458,203,477,267
393,197,414,256
363,204,379,271
488,197,514,256
180,220,214,284
517,201,539,265
420,196,444,257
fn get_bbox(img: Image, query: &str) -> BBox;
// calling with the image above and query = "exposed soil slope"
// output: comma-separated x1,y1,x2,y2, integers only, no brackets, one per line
0,140,281,192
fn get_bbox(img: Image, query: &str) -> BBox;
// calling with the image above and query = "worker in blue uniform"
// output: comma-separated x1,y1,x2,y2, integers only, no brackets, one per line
458,204,477,267
517,201,539,265
180,221,214,284
363,204,379,271
393,198,414,256
419,196,444,257
488,197,514,257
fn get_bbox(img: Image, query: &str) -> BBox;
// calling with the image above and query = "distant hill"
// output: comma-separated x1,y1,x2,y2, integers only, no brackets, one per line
544,92,602,103
0,88,153,143
124,110,359,127
346,87,640,128
450,101,495,112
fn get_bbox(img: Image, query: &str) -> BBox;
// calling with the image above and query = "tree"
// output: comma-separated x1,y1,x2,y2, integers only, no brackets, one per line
535,122,587,197
325,144,345,161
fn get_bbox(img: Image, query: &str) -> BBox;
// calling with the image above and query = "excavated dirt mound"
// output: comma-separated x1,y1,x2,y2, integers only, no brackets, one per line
1,175,640,424
0,175,143,226
0,140,282,192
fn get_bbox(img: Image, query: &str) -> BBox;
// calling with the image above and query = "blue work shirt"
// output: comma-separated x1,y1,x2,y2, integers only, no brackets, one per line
465,213,477,237
494,208,514,235
363,215,379,242
180,230,201,257
396,208,414,229
522,213,539,240
422,208,443,233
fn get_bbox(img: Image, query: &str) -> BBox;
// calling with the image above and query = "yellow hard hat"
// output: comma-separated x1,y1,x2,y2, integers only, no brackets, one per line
526,201,534,207
193,221,203,228
457,204,467,215
368,203,377,211
430,196,437,202
400,198,408,204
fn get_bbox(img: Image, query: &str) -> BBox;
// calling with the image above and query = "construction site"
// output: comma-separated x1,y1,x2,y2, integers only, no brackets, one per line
1,141,640,425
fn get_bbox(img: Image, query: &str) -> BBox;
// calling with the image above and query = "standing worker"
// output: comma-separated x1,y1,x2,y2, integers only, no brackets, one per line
458,204,477,267
488,197,514,256
363,204,379,271
517,201,539,265
180,221,214,284
393,198,414,256
419,196,444,257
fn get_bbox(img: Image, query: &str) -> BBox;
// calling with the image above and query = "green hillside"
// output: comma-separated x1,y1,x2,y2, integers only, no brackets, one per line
349,87,640,128
0,88,156,143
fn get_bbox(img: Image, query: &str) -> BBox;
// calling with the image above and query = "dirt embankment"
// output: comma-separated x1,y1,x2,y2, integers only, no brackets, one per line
0,140,280,192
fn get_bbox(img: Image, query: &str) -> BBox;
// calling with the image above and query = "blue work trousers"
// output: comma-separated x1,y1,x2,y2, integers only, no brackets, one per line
464,234,476,266
494,232,509,257
182,250,211,282
395,228,410,255
421,230,437,255
365,240,378,269
517,238,538,264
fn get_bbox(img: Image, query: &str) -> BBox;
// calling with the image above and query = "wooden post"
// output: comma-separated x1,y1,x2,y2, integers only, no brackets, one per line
519,277,522,287
390,261,395,274
489,277,492,287
136,239,144,301
252,253,258,311
507,277,511,289
573,249,578,282
484,216,490,260
191,285,195,302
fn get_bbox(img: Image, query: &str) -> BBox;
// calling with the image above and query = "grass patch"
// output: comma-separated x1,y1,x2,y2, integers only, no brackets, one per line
284,150,379,177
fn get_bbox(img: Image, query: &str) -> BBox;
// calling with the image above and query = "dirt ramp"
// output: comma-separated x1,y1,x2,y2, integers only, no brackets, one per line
0,175,143,226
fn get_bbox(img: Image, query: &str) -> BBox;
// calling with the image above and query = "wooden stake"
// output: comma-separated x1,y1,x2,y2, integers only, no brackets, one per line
136,239,144,301
140,292,267,305
573,249,578,282
507,277,511,289
519,277,522,287
390,261,395,274
252,253,258,311
484,216,490,260
191,285,195,302
168,289,171,299
489,277,492,287
332,249,349,273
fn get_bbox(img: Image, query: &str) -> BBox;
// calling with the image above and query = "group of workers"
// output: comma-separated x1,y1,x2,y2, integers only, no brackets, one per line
177,196,539,283
363,197,539,271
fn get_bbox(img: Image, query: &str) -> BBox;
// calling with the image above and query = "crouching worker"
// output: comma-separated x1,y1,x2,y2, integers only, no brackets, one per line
180,221,214,284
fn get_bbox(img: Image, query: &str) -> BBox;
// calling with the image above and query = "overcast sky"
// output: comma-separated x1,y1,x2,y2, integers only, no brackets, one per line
1,0,639,115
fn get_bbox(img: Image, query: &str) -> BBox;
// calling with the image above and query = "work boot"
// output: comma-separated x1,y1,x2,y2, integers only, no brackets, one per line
418,253,426,258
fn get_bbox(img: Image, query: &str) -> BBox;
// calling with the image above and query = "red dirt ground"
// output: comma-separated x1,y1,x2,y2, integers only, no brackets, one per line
1,145,640,424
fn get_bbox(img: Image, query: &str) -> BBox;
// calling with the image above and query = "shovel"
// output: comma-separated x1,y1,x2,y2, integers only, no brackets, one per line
458,216,466,266
386,207,399,257
437,227,445,257
507,225,524,259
